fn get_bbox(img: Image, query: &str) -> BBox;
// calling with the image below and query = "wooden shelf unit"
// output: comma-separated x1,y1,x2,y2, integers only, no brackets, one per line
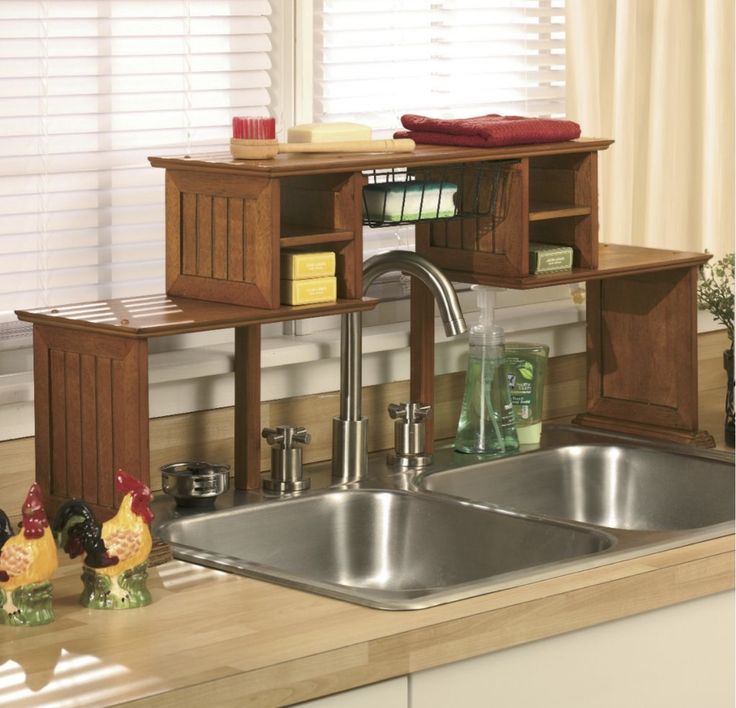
158,167,364,309
415,147,602,279
406,143,713,449
16,295,378,518
16,141,714,518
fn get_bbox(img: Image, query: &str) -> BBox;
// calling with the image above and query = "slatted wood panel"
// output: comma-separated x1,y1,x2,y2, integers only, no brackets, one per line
33,325,149,518
181,192,254,282
165,170,279,309
417,160,530,279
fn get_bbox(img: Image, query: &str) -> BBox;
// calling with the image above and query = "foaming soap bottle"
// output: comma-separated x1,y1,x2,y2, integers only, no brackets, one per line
455,286,519,456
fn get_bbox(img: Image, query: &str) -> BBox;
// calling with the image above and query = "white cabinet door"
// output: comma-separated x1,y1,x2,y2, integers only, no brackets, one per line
297,677,408,708
410,592,734,708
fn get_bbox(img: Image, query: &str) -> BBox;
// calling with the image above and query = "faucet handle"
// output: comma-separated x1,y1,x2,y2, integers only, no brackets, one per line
262,425,311,449
388,402,432,424
261,425,311,494
387,402,433,469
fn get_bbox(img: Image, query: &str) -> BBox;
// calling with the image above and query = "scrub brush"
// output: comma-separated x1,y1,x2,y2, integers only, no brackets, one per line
230,116,415,160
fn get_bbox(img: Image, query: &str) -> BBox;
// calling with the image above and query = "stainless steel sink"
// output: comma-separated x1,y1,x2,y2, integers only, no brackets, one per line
417,444,735,531
155,488,612,609
153,427,734,611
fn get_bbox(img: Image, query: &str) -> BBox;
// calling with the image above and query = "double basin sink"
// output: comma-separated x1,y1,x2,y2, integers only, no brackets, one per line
154,426,734,610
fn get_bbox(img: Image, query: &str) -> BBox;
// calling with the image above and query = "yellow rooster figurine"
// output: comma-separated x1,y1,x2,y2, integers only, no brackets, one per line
0,483,59,626
53,469,154,609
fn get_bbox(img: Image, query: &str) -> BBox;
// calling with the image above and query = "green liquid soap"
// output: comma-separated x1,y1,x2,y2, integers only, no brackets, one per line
455,348,519,455
506,342,549,444
455,286,519,456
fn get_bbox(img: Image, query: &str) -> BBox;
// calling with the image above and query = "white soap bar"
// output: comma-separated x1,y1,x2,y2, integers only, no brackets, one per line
287,122,372,143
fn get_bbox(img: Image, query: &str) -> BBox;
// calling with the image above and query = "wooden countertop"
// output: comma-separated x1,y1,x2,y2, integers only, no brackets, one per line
2,534,733,707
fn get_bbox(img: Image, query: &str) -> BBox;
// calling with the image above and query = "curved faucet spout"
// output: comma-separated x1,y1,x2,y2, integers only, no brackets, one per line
332,251,467,484
362,251,467,338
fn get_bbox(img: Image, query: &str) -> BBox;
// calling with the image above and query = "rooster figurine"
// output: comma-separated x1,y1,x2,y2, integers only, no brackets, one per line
0,483,59,626
53,469,154,609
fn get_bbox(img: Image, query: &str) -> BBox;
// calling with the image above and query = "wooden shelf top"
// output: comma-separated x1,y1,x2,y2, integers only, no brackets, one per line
529,202,593,221
441,243,711,289
149,138,614,178
16,295,377,338
280,224,354,246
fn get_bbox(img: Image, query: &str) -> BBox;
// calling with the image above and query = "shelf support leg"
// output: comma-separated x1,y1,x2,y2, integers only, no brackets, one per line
234,324,262,489
33,324,149,520
410,278,436,450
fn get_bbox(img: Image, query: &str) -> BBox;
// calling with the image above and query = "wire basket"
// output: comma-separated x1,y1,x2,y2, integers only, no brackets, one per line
362,160,516,228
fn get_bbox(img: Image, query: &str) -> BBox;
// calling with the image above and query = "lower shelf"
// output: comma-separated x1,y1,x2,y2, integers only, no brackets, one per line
16,295,378,339
435,243,710,289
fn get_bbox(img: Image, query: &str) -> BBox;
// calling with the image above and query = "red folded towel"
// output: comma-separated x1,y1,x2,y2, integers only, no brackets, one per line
394,113,581,148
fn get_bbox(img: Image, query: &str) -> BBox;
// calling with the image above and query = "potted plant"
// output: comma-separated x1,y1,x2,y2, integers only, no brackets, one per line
697,253,734,447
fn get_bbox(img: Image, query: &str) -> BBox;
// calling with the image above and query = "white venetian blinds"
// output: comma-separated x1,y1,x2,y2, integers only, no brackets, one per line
314,0,566,132
0,0,276,323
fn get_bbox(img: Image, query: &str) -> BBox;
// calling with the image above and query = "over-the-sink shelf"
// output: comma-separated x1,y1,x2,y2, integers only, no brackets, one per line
16,139,714,521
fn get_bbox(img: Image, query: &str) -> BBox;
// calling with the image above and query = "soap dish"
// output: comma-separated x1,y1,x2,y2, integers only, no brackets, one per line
161,461,230,508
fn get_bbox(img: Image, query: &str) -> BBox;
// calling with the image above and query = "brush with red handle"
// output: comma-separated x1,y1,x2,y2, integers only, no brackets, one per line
230,116,414,159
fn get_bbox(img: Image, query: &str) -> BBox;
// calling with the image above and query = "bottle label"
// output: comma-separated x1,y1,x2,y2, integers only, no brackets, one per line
507,357,534,413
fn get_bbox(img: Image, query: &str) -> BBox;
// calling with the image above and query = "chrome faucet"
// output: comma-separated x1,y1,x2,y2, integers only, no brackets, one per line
332,251,467,484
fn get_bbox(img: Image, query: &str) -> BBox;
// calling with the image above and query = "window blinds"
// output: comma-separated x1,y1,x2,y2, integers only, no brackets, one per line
0,0,276,324
314,0,566,132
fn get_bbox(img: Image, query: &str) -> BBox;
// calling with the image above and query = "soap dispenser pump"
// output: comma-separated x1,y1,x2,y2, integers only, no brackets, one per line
454,286,519,456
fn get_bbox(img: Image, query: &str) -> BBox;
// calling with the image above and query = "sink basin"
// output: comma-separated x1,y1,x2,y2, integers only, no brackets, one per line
417,445,735,531
156,489,612,609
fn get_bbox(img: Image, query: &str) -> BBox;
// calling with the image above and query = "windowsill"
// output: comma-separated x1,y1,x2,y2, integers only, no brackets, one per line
0,302,725,442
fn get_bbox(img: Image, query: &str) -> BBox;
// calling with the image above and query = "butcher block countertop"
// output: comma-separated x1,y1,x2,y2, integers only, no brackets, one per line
2,534,733,707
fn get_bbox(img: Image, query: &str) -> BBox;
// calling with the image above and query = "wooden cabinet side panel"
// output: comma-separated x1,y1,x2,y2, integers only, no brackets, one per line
334,173,364,299
166,170,278,308
33,326,149,512
578,151,598,268
580,267,704,441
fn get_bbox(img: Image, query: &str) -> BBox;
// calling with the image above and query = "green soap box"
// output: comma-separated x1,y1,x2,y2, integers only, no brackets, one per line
528,242,574,274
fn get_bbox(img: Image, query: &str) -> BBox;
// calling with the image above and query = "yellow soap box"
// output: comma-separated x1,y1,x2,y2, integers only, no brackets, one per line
281,276,337,306
281,250,336,280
